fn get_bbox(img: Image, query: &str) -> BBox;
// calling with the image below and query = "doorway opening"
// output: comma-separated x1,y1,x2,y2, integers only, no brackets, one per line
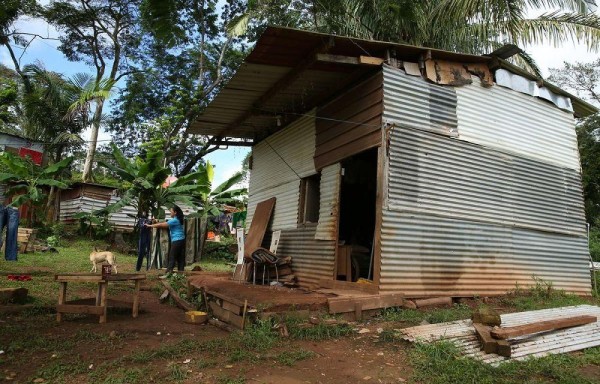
336,148,378,282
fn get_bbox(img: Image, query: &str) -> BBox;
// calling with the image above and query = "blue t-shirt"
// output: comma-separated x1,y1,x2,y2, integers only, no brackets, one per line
167,218,185,242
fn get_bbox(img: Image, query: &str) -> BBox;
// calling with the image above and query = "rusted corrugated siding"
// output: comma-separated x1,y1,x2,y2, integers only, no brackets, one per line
314,72,383,170
388,129,586,236
380,212,590,296
279,225,336,286
315,163,341,241
380,67,590,296
247,112,316,229
456,77,580,171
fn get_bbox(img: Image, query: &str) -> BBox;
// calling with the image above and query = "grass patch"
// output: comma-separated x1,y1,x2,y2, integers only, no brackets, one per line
410,341,600,384
90,367,149,384
169,364,188,381
502,277,592,312
217,375,246,384
284,316,355,341
276,349,316,366
34,360,88,383
379,303,472,325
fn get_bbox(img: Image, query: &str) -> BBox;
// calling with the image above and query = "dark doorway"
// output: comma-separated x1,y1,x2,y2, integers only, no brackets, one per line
336,148,378,281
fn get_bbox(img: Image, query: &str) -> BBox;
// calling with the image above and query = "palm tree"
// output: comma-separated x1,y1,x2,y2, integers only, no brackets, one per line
309,0,600,74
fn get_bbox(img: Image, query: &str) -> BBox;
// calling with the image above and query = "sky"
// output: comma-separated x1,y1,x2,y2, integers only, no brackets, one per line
1,4,599,186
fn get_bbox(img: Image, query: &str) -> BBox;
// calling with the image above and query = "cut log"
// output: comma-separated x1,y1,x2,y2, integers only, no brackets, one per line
414,297,452,308
490,315,597,340
402,300,417,309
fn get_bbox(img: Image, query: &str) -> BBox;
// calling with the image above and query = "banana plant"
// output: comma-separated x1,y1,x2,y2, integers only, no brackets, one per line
0,152,74,226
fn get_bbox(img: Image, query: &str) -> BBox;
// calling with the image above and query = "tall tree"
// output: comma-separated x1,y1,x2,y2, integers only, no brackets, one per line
108,0,246,176
42,0,140,182
550,59,600,225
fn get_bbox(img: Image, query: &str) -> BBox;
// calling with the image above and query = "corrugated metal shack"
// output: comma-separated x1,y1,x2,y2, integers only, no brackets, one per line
59,183,137,231
189,27,597,296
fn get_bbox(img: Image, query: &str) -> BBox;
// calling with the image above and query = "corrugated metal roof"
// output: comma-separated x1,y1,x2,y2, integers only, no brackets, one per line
401,305,600,365
189,27,596,140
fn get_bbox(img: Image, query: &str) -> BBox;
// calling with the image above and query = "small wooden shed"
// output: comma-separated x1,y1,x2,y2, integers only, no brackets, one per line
189,27,597,296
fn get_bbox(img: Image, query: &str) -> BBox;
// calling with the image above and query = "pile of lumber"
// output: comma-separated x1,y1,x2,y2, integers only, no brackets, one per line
204,289,256,330
264,262,296,286
472,307,597,357
17,228,37,253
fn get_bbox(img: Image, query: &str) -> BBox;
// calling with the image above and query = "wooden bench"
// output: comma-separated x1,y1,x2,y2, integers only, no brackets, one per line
55,273,146,323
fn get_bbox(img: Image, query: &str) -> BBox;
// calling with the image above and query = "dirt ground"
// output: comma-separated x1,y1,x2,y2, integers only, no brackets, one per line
0,285,412,384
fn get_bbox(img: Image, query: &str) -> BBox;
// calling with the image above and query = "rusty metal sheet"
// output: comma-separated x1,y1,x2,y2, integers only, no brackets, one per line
379,212,591,296
279,225,336,286
388,128,586,236
401,305,600,365
315,163,341,241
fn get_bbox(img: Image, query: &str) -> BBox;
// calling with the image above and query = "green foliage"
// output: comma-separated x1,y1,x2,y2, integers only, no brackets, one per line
284,316,355,341
502,276,590,311
410,340,600,384
0,151,73,225
74,212,113,240
203,236,237,262
590,225,600,262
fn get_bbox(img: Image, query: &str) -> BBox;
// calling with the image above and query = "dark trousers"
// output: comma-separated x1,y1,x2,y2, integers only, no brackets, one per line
167,240,185,272
136,226,151,271
0,206,19,261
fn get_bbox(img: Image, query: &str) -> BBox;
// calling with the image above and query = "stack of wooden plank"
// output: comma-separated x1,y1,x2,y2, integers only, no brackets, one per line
205,289,255,330
264,260,296,286
473,308,597,357
17,228,37,253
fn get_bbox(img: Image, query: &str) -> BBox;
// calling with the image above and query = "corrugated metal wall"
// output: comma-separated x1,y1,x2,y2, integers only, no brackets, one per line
247,112,316,229
382,66,457,133
456,76,580,171
246,111,339,285
381,67,590,296
279,225,336,285
388,129,586,236
315,163,341,240
380,213,590,296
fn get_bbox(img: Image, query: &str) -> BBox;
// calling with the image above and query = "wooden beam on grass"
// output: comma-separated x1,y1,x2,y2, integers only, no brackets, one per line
490,315,597,340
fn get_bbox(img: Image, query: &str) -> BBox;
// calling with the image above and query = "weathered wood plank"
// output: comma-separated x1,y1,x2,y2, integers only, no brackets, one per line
415,297,452,308
205,289,248,308
491,315,597,340
328,293,404,314
57,304,105,315
161,280,194,311
209,301,246,329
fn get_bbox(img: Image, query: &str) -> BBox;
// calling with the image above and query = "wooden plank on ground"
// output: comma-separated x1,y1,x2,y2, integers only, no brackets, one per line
317,279,379,294
161,280,194,311
491,315,597,340
415,297,452,308
205,289,248,308
473,323,512,357
57,304,105,315
328,293,404,314
244,198,276,258
222,300,243,316
209,301,246,329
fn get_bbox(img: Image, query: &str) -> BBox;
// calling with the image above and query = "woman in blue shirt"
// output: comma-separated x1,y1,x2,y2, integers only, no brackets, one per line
145,205,186,275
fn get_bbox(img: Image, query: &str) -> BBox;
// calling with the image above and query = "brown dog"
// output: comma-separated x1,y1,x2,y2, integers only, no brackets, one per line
90,248,117,274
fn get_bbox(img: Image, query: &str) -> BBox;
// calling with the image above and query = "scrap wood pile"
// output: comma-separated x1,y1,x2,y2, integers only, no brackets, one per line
400,305,600,364
249,247,296,286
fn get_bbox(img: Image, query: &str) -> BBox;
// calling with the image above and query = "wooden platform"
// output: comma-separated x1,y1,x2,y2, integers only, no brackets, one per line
188,273,405,329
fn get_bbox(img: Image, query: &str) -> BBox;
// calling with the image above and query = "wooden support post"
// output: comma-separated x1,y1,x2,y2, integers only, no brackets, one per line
99,282,107,324
95,283,102,306
57,282,67,322
132,280,141,318
354,302,363,321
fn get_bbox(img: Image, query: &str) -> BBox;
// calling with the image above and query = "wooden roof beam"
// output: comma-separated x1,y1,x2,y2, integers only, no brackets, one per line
316,54,385,66
212,37,336,140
